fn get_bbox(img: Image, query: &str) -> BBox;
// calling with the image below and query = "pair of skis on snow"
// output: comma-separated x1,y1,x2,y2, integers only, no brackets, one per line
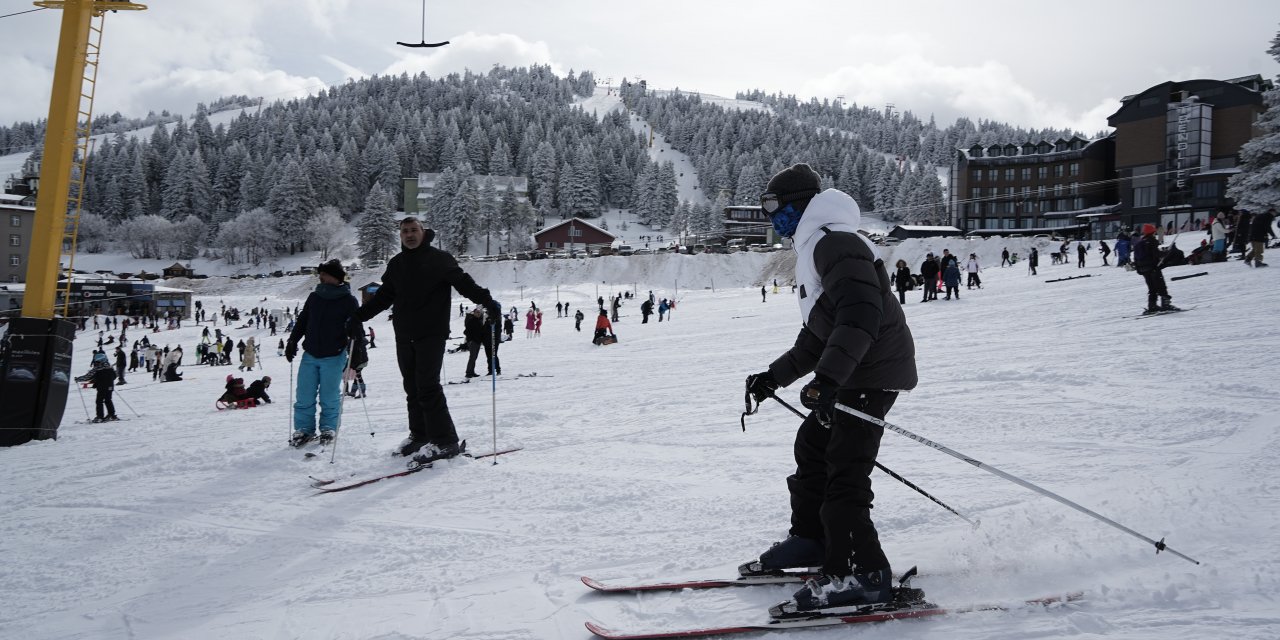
306,446,522,493
580,566,1083,639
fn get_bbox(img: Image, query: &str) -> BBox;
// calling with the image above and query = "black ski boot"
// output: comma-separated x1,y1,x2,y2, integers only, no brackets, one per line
409,439,466,466
289,431,315,448
738,536,824,576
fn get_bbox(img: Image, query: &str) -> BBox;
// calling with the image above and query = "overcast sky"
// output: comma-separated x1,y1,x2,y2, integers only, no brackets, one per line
2,0,1278,133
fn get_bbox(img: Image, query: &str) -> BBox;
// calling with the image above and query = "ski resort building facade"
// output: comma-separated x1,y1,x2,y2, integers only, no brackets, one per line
951,74,1273,239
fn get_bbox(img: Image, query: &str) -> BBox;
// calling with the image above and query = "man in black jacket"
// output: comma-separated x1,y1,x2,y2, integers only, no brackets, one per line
918,253,939,302
1245,207,1276,267
743,164,918,614
462,307,484,378
1134,223,1178,313
353,217,502,464
92,355,118,423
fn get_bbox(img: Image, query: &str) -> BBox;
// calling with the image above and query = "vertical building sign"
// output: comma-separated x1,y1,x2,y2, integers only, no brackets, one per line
1166,100,1213,205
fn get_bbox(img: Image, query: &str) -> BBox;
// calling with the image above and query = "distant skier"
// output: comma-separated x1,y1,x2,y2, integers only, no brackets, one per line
1077,242,1087,268
1134,223,1178,314
893,259,912,304
641,298,654,323
91,352,118,423
1001,247,1011,267
942,259,961,300
574,308,585,332
965,253,981,289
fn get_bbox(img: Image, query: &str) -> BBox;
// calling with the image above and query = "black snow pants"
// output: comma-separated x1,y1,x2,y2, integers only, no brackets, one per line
788,388,897,576
395,337,459,446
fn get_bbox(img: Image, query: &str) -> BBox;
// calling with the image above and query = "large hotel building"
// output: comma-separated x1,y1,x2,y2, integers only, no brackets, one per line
951,75,1272,238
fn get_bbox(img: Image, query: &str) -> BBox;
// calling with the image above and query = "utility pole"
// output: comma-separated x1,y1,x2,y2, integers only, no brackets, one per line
1,0,147,447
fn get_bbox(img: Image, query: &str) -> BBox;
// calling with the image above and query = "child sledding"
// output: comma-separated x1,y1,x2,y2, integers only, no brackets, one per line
216,374,272,410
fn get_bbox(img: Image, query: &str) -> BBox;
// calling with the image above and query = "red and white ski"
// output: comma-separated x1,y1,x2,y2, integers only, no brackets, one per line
584,592,1083,639
580,572,815,593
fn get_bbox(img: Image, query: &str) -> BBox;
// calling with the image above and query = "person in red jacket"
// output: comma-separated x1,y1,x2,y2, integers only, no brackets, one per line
592,309,615,345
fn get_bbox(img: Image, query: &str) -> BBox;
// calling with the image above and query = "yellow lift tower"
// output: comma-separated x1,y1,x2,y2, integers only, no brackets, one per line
0,0,146,447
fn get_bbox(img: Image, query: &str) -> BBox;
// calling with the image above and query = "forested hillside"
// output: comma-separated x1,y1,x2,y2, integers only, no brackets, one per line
2,65,1095,266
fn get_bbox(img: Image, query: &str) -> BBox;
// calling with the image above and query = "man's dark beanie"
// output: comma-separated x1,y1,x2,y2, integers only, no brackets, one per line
766,163,822,208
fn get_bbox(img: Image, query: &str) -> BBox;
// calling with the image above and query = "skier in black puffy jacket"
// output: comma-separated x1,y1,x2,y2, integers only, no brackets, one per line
743,163,918,614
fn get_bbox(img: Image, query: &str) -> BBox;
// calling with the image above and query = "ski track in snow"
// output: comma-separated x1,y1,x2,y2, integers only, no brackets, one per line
2,239,1280,639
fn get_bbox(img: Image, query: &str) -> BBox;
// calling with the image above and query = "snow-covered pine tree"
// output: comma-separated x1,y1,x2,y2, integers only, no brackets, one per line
425,167,461,237
357,183,397,266
530,141,558,216
736,163,765,205
265,156,317,254
498,183,519,251
1227,29,1280,210
567,145,601,218
476,176,500,255
443,174,478,254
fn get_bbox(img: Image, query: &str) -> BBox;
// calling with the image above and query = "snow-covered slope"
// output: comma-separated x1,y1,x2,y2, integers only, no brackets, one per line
2,244,1278,639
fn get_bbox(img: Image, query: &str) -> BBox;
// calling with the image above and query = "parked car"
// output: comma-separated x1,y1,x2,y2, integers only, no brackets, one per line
616,244,635,256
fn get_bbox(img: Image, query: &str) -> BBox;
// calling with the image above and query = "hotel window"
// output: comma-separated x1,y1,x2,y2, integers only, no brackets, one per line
1021,168,1031,180
8,254,18,267
1193,182,1220,198
9,274,19,283
9,214,19,227
1053,184,1062,197
8,234,19,247
988,169,999,181
1038,166,1048,180
1004,168,1014,181
1022,186,1031,197
1069,163,1079,177
971,170,982,182
1054,165,1064,178
971,188,981,200
1037,186,1046,198
1070,183,1079,196
1133,186,1157,208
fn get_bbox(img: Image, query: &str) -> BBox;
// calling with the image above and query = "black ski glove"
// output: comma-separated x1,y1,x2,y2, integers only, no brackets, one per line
485,299,503,321
284,341,298,363
800,375,839,425
746,370,779,402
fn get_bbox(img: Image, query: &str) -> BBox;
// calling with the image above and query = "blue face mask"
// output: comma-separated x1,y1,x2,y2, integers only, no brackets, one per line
770,203,803,238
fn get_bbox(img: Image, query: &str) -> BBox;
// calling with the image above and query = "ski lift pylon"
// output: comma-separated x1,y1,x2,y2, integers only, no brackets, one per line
397,0,449,48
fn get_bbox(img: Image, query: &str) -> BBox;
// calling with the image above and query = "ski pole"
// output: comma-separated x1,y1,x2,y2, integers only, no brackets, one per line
113,389,140,417
75,378,92,421
330,338,356,464
489,322,498,465
288,357,295,443
768,394,978,528
831,400,1201,565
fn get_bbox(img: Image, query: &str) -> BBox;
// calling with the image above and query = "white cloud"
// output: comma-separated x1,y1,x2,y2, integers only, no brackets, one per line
381,32,563,78
801,53,1120,133
120,68,328,117
0,55,54,124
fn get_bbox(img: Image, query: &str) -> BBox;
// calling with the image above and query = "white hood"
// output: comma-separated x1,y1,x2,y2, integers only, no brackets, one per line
791,189,879,325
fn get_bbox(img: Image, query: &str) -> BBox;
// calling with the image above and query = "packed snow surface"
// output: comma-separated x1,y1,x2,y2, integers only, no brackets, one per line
3,241,1279,639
